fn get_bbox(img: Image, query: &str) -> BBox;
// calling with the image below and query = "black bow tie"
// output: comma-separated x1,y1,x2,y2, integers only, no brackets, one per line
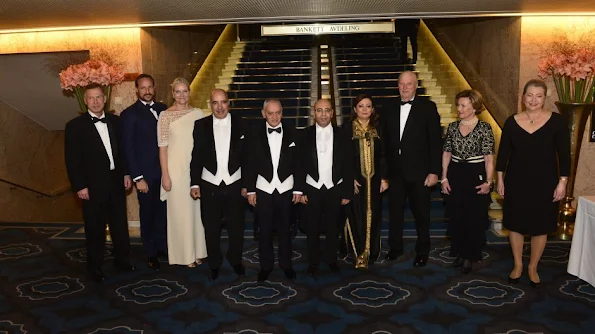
143,103,154,110
91,117,107,124
400,100,413,106
268,127,282,134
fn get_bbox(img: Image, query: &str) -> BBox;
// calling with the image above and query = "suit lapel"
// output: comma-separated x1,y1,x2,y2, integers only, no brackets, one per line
86,115,110,167
260,123,273,167
332,125,339,171
279,123,291,162
204,116,216,169
105,116,118,159
401,100,417,143
309,126,318,173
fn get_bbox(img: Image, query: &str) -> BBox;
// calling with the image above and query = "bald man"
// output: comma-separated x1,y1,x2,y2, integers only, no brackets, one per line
190,89,248,280
380,71,442,267
300,99,353,277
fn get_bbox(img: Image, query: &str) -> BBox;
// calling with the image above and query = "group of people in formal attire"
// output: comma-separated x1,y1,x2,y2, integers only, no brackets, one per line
64,71,569,288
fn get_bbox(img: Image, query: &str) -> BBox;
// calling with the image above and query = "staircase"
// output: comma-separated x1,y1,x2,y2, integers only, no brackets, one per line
223,40,315,129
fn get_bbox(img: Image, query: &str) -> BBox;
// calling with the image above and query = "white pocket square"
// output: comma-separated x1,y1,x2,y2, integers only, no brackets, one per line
289,142,296,147
240,135,245,139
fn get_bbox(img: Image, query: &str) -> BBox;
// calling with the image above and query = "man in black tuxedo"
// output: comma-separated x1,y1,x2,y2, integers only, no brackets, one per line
190,89,247,281
300,99,353,277
64,83,136,282
120,74,168,270
381,71,442,267
245,99,302,282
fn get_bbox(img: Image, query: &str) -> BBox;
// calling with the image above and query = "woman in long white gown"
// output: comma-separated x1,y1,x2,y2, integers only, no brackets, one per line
157,77,207,267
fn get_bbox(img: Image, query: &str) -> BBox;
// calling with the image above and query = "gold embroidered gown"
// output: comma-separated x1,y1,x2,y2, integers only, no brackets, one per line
345,119,388,268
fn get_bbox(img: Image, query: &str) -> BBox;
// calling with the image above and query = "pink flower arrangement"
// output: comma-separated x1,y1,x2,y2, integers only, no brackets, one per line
537,31,595,104
59,60,125,113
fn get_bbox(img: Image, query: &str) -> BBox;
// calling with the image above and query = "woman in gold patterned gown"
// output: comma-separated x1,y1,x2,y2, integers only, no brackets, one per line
345,94,389,269
157,77,207,267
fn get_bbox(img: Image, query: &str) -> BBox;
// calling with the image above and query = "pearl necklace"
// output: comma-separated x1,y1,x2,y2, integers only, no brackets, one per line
460,117,478,126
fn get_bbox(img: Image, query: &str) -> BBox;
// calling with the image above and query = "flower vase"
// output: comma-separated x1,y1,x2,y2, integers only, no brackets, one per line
555,102,595,240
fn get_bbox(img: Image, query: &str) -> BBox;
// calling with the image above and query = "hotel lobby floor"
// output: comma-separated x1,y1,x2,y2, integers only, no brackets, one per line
1,222,594,334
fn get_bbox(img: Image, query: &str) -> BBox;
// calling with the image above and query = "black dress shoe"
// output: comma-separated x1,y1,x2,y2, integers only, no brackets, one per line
209,268,220,280
461,259,472,274
233,264,245,277
385,250,403,261
413,255,428,267
283,268,297,280
329,263,340,274
257,269,272,282
451,257,464,268
114,262,136,272
87,268,106,282
148,257,160,270
307,264,318,276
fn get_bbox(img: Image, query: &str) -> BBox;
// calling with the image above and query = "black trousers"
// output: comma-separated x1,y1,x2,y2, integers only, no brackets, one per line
388,176,431,255
256,190,293,271
446,162,490,262
200,181,245,269
305,185,341,265
399,26,419,63
82,175,131,269
136,177,167,258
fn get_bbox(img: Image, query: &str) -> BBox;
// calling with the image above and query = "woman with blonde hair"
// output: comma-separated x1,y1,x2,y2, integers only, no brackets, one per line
157,77,207,267
496,79,570,288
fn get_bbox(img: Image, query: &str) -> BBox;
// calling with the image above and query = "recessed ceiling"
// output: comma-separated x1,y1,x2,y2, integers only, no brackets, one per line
1,0,594,33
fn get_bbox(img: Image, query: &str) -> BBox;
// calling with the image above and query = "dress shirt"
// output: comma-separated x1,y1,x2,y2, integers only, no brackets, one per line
88,111,115,170
399,96,414,154
306,123,338,189
133,101,158,182
200,113,241,186
140,100,159,120
249,123,299,195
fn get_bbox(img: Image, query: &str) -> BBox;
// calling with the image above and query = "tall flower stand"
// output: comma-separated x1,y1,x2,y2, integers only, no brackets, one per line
556,102,595,240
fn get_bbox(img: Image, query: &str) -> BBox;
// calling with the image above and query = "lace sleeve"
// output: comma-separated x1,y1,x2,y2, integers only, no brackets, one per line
157,111,171,147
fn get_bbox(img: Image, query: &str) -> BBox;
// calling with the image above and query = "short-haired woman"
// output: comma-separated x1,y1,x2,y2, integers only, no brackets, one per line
441,89,495,274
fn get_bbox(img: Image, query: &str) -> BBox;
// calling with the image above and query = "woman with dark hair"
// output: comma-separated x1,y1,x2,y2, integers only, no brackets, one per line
344,94,389,269
441,89,495,274
496,79,570,288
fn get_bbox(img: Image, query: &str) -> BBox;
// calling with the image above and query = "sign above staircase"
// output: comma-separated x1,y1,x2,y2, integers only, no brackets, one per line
261,22,394,36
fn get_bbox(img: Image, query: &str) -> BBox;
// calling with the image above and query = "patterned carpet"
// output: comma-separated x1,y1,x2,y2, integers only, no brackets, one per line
1,222,594,334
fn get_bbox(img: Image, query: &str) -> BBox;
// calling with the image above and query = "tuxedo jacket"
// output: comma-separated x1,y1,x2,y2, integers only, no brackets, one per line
380,98,442,182
190,113,248,187
64,113,128,199
244,121,304,194
300,124,353,200
119,100,167,182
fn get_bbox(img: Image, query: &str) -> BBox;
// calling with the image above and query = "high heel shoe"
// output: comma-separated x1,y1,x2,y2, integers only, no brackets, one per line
508,276,520,284
529,280,540,289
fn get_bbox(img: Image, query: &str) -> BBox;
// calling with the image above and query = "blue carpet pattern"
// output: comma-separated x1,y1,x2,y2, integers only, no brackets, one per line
1,222,594,334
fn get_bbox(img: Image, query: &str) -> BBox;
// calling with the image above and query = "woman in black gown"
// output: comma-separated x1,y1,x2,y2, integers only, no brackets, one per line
496,79,570,288
344,94,389,269
441,89,495,274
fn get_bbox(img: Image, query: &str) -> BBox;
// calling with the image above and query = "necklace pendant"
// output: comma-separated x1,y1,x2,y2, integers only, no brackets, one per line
529,120,534,124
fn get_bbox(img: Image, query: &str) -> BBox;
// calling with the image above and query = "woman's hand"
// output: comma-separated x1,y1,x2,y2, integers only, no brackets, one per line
162,175,172,192
441,179,451,195
475,182,491,195
553,181,567,202
497,181,505,198
380,180,389,193
354,180,361,194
